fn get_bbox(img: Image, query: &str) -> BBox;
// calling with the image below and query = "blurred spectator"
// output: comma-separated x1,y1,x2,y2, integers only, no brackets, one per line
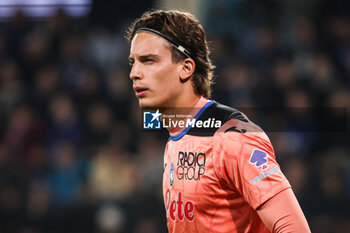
4,104,46,164
5,10,30,59
95,204,126,233
133,216,163,233
134,135,164,196
85,27,126,71
74,67,105,112
0,143,28,232
47,93,83,146
48,142,87,207
0,34,9,60
59,33,85,88
20,29,51,84
89,145,136,201
223,62,254,107
85,102,114,152
32,65,61,117
308,149,350,233
105,67,133,121
0,59,24,114
0,1,348,232
282,157,309,198
309,52,338,99
25,179,50,231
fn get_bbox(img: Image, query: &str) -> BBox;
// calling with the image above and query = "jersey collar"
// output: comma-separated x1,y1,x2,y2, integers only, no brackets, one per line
169,97,215,141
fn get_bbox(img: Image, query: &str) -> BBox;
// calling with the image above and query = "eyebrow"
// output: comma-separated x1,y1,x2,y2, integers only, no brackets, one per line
129,54,159,62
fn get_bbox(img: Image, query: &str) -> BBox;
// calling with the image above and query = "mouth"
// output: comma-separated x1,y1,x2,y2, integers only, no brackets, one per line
133,86,148,97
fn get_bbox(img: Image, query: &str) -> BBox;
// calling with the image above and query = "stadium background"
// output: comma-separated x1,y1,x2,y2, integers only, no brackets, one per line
0,0,349,232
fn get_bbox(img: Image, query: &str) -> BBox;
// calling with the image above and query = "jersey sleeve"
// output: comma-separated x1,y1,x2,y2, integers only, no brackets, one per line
213,121,291,209
257,188,311,233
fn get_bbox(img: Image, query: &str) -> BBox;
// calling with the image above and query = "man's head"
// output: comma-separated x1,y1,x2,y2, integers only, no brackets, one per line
127,10,214,108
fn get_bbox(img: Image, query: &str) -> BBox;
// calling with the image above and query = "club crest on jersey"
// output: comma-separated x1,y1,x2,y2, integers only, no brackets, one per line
170,163,174,187
249,149,269,170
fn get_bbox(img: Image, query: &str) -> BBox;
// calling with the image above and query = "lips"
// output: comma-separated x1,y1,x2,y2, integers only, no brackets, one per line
133,86,148,97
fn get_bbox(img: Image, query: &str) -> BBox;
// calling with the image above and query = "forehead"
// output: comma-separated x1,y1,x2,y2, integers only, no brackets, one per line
130,32,171,57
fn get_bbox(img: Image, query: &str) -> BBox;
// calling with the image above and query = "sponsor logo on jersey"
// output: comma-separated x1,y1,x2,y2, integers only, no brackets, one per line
177,151,206,181
165,189,195,222
249,149,269,170
170,163,174,187
250,166,279,184
143,110,161,129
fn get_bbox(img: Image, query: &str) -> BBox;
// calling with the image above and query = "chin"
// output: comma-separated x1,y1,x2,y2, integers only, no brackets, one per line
138,99,159,110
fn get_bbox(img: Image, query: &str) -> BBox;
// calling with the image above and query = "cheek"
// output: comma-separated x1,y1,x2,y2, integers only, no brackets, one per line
157,71,180,96
148,62,181,97
158,65,180,85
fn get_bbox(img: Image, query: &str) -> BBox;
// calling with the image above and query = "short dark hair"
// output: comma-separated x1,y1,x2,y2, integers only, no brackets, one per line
126,9,215,98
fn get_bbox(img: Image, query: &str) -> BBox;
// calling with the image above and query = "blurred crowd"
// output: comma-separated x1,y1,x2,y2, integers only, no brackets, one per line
0,1,349,233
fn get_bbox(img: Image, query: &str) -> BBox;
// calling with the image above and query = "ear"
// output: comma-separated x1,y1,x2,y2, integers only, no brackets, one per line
179,58,195,81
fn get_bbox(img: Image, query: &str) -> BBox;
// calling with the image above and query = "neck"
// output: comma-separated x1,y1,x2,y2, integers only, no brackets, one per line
161,95,200,116
161,83,200,114
162,95,209,135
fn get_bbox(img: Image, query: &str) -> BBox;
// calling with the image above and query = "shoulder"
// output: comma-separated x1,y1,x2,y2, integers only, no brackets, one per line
204,103,274,158
186,101,251,137
185,101,274,156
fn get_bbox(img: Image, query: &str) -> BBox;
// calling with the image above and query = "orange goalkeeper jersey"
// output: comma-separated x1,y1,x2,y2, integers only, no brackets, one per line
162,97,291,233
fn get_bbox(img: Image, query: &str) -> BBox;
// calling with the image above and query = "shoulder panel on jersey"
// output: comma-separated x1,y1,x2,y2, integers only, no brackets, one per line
186,102,249,137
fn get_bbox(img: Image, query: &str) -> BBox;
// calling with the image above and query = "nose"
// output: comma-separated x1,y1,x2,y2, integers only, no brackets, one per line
129,62,142,80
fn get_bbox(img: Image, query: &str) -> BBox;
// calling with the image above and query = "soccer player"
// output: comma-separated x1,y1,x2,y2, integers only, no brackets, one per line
126,10,311,233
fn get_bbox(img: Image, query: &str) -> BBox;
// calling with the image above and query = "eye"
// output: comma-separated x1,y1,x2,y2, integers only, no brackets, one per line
144,59,155,64
128,59,134,66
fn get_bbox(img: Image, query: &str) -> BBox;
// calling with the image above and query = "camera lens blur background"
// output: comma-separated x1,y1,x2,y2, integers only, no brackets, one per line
0,0,349,232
